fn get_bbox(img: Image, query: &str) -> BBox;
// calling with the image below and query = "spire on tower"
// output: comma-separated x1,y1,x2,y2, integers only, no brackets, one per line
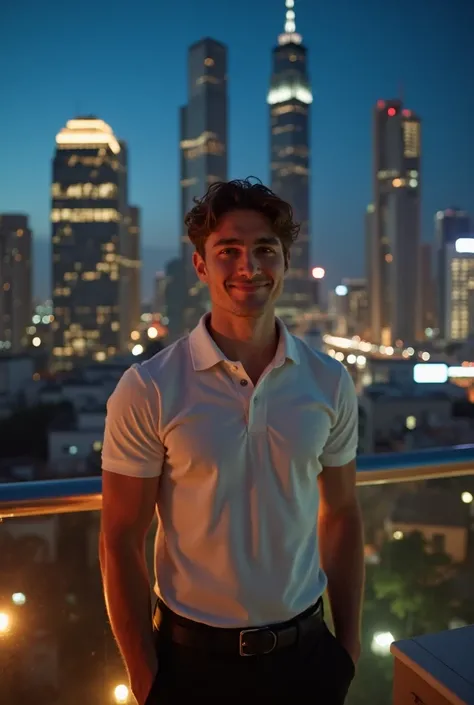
279,0,302,46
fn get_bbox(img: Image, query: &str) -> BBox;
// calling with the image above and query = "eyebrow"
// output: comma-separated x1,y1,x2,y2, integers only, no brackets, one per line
212,235,280,248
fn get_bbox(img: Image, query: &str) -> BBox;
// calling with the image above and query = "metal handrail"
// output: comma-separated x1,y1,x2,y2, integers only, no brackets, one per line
1,444,474,520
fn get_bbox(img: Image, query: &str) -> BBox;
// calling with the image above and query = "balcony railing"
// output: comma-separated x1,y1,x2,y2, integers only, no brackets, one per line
1,444,474,520
1,446,473,705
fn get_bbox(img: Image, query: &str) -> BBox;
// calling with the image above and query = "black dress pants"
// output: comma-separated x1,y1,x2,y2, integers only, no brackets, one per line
146,615,355,704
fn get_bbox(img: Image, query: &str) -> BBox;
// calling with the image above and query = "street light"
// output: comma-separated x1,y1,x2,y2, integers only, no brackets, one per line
0,612,11,635
461,491,473,505
371,631,395,656
114,684,129,703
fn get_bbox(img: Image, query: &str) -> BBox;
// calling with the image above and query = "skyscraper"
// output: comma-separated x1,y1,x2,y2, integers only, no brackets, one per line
435,208,471,338
368,100,421,345
0,214,32,353
268,0,312,326
51,117,129,370
180,38,228,332
444,237,474,341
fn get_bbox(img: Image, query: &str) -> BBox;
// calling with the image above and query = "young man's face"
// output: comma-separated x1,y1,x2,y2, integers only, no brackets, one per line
193,209,287,318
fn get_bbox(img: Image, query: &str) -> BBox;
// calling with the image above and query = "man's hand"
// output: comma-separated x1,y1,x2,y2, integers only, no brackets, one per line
131,663,159,705
318,460,365,671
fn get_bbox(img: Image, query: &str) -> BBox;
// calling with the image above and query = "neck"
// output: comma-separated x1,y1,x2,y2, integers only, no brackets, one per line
208,308,278,368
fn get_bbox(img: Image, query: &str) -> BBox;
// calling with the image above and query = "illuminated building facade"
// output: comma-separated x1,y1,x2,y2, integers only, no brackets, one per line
368,100,421,345
435,208,471,339
51,118,129,370
180,38,228,331
268,0,312,326
445,238,474,341
0,214,32,353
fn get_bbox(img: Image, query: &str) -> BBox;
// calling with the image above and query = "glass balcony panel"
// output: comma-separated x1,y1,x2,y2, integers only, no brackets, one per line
0,452,473,704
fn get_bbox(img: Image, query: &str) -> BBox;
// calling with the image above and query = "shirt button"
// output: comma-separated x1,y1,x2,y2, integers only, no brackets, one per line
240,379,248,387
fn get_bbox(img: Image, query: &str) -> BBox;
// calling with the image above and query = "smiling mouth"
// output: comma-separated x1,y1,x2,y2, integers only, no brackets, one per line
227,282,271,291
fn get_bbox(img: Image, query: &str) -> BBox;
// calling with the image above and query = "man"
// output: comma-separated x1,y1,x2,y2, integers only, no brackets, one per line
100,179,364,705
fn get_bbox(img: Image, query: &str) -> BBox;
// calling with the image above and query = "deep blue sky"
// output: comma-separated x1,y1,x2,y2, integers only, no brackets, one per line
1,0,473,298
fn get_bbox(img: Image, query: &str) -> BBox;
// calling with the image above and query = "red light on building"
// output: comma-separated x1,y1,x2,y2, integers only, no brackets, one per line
402,109,411,117
377,100,386,109
388,107,396,117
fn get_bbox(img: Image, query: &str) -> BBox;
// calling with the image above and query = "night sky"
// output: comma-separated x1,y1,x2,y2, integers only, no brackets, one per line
1,0,473,299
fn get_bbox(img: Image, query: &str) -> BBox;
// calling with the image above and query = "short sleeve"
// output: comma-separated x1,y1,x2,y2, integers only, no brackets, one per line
320,364,358,467
102,365,165,478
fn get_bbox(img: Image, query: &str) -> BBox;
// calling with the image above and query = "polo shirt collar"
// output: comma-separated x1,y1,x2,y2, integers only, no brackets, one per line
189,313,300,371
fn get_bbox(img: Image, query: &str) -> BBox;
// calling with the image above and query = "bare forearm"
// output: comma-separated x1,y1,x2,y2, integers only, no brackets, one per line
319,502,365,646
100,536,157,694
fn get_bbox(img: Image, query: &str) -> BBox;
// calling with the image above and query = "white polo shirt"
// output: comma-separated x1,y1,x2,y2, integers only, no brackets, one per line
102,314,358,628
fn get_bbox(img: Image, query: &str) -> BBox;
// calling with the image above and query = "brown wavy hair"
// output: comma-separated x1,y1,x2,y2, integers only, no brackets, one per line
184,178,300,261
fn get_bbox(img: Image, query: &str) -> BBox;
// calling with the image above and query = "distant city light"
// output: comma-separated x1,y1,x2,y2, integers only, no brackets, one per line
12,593,26,606
132,344,144,356
393,531,404,540
387,107,396,117
413,363,448,384
114,684,129,703
406,416,417,430
461,492,473,505
147,327,158,339
347,354,356,365
335,285,348,296
455,238,474,254
311,267,325,279
32,337,41,347
421,351,431,361
356,355,367,367
0,613,10,634
371,631,395,656
130,330,140,341
32,315,41,324
448,366,474,379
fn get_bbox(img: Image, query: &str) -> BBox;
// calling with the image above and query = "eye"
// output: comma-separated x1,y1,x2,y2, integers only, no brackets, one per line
256,246,276,255
219,247,238,256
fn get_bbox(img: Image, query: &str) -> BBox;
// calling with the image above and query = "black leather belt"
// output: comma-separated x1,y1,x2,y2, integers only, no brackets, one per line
153,599,324,657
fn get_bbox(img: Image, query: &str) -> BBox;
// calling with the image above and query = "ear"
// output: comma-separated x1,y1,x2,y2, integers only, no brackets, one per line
193,251,207,282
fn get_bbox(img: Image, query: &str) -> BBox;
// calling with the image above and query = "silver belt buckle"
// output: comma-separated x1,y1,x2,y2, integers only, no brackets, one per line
239,627,278,657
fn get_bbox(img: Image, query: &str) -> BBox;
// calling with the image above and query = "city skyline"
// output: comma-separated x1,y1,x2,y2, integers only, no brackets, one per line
1,0,473,300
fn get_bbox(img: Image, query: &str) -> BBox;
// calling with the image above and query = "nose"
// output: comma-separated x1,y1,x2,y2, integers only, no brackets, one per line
238,250,261,278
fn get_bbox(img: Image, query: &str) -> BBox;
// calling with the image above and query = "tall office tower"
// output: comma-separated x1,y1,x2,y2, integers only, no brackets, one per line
435,208,471,339
180,38,228,332
420,242,435,336
51,117,128,370
445,237,474,341
121,205,141,347
268,0,312,326
0,214,32,353
368,100,421,345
